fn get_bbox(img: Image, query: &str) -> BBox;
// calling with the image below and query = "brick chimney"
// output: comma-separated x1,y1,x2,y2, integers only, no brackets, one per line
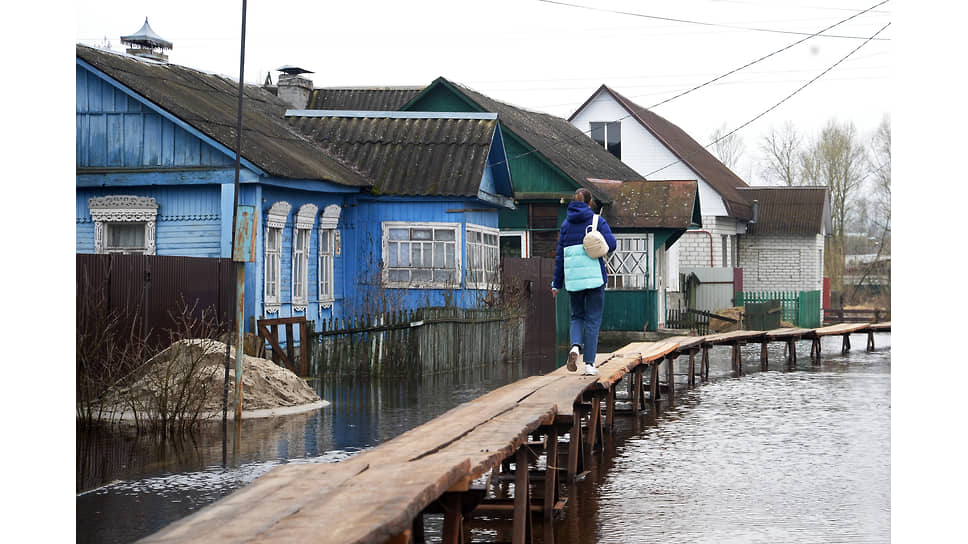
276,66,314,109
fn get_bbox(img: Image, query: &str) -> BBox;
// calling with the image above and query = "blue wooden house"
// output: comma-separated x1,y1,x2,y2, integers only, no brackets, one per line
76,44,513,333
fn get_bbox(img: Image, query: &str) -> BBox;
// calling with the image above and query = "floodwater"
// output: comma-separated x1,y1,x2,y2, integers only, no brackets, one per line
76,334,890,544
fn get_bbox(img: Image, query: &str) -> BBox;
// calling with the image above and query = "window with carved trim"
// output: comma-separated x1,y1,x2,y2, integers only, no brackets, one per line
89,195,159,255
264,201,291,313
318,204,341,308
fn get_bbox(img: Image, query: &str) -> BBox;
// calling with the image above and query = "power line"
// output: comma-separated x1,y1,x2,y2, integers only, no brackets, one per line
538,0,890,41
486,1,889,171
643,22,891,178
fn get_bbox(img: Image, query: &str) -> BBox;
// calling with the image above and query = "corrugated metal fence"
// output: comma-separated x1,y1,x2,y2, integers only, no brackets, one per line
310,307,525,378
76,254,235,351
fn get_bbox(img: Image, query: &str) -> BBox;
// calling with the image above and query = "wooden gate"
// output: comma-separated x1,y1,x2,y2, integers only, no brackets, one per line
503,257,557,372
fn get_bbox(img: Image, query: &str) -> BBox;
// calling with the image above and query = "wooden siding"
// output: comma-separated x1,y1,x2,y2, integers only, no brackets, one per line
76,186,223,257
77,65,234,170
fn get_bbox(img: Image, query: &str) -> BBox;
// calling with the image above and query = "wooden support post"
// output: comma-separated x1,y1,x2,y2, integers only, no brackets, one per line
441,494,463,544
650,361,660,402
688,350,696,388
543,426,559,520
701,346,710,382
631,366,642,414
811,337,821,363
731,343,741,377
567,412,581,483
665,355,675,404
842,334,851,354
513,446,533,544
605,386,615,430
585,395,602,457
761,342,768,371
867,331,875,351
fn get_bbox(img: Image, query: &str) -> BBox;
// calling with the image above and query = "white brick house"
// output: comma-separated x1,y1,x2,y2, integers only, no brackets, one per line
737,187,831,293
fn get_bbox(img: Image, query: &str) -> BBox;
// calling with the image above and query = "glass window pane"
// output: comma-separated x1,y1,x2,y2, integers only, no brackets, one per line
389,228,410,241
412,228,432,241
411,244,422,268
388,269,409,283
590,122,605,147
412,269,432,283
435,228,455,241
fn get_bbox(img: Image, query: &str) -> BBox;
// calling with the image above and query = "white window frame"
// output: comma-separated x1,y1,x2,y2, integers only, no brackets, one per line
318,204,341,308
606,233,654,290
499,230,529,258
466,224,501,290
89,195,159,255
291,204,317,312
264,201,291,314
382,221,461,289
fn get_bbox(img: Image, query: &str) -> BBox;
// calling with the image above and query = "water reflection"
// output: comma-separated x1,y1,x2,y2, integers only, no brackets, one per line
77,334,890,544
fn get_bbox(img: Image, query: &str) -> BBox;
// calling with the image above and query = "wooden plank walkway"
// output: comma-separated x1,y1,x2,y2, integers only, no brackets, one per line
137,322,890,544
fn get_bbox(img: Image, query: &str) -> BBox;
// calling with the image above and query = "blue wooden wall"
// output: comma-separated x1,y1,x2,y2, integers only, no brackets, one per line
77,66,234,170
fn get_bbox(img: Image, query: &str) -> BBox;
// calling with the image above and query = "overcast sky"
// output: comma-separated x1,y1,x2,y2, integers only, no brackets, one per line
74,0,895,184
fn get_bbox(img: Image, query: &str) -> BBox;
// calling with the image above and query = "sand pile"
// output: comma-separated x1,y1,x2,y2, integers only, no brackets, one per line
107,339,323,420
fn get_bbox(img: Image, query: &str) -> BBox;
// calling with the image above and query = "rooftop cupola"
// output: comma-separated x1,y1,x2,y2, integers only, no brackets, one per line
120,18,172,62
276,66,314,109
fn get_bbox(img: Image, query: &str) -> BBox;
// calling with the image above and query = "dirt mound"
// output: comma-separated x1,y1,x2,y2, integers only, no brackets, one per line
109,339,322,419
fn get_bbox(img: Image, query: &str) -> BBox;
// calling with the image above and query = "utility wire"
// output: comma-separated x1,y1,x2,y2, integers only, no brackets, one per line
488,0,889,172
643,21,891,178
538,0,890,41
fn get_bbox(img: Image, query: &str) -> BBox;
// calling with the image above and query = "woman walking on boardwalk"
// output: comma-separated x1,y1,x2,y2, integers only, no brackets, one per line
551,188,617,375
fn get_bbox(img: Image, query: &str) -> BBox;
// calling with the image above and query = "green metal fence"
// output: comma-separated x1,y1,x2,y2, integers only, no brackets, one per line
736,290,821,328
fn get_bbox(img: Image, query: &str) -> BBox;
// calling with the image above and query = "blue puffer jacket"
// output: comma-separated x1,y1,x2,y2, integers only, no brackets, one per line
552,201,617,291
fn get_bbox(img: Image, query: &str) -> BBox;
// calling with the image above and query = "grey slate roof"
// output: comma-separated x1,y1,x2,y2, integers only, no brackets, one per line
411,78,647,203
76,44,371,187
285,111,504,198
307,87,424,111
572,85,753,221
739,186,829,235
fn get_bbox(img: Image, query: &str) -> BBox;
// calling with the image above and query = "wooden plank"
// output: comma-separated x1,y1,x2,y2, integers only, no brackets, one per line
255,455,472,544
701,330,766,346
764,327,812,340
136,458,372,543
810,323,870,337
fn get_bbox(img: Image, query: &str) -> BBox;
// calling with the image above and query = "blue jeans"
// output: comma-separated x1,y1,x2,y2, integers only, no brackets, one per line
568,285,605,364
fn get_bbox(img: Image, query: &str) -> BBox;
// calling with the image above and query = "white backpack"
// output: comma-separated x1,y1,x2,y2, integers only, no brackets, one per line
582,214,609,259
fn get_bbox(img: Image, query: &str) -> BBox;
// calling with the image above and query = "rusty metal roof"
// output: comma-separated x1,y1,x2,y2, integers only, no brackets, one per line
412,78,646,204
77,44,371,187
285,111,504,198
307,87,424,111
739,186,829,235
590,179,699,229
573,85,753,220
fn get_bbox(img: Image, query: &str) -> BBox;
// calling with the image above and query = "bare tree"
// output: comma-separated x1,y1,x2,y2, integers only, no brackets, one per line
800,119,869,291
709,123,746,172
759,121,803,186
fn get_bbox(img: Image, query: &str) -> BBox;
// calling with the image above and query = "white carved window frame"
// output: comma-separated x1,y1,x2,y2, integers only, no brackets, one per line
606,234,654,290
292,204,317,312
89,195,159,255
264,201,291,314
318,204,341,308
